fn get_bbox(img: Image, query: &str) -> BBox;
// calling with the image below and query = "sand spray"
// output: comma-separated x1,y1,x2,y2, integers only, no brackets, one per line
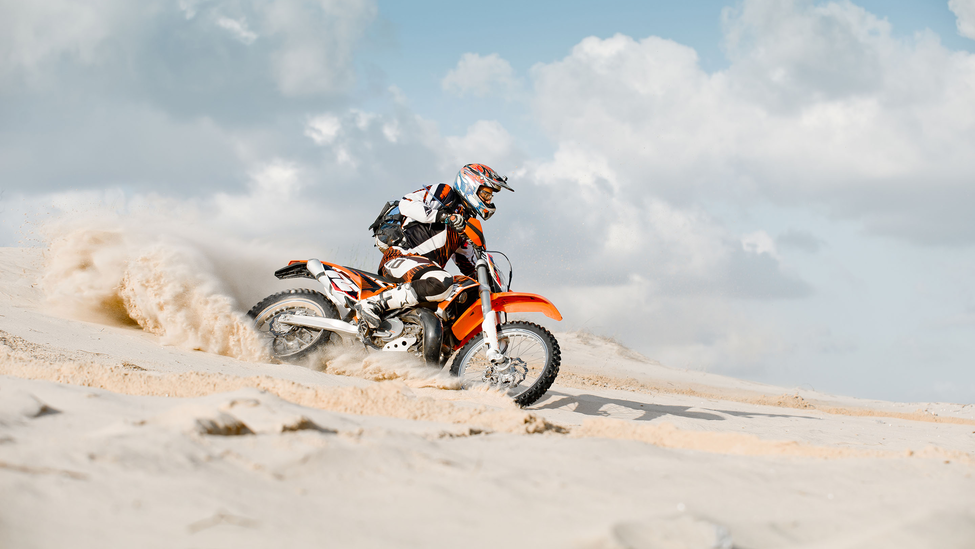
34,209,465,387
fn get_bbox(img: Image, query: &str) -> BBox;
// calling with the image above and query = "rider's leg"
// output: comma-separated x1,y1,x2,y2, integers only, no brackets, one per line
354,284,419,328
410,270,453,302
354,255,453,328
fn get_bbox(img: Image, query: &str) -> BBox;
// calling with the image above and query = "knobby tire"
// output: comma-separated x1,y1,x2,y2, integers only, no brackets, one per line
449,321,560,407
247,289,339,363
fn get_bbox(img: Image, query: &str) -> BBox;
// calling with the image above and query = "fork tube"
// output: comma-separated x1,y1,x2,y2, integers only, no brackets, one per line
476,257,504,363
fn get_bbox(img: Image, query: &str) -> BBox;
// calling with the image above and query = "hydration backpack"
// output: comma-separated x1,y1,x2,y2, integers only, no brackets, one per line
368,200,405,251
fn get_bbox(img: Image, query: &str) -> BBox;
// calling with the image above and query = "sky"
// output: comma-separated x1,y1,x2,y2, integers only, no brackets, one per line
1,0,974,403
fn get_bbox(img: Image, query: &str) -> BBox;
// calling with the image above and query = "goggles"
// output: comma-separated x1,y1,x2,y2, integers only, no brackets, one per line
477,186,495,204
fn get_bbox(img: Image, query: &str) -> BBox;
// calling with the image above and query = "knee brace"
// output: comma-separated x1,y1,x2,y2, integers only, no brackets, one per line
411,271,454,302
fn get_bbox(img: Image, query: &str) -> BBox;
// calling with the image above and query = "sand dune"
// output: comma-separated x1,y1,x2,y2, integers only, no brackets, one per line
2,244,974,548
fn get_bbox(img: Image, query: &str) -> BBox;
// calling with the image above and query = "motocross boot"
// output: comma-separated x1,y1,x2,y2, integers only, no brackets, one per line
353,283,419,329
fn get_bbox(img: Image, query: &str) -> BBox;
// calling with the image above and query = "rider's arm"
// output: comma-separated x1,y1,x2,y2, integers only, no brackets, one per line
398,184,453,224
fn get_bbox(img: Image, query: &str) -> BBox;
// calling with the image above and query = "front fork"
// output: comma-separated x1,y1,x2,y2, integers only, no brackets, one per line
476,257,505,364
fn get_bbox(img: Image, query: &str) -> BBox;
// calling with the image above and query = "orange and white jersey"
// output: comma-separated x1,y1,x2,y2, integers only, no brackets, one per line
382,184,476,276
398,184,455,224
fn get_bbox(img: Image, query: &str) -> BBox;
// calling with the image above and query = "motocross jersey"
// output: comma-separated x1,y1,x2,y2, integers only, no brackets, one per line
381,184,476,277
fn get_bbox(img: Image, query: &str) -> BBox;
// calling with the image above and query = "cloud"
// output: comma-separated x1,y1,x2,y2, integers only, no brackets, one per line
542,276,796,374
298,108,526,190
741,231,777,257
0,100,246,194
216,16,257,44
305,114,342,145
950,0,975,40
444,120,521,168
502,144,812,302
776,228,824,253
721,0,890,110
528,0,975,245
0,0,381,199
300,107,442,176
1,0,377,101
442,53,520,98
0,0,131,76
210,159,313,232
262,0,377,96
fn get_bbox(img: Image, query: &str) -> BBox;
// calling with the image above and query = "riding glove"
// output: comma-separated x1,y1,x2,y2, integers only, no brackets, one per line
438,211,467,233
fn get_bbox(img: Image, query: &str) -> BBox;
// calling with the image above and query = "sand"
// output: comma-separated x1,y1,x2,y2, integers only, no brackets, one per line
1,243,974,548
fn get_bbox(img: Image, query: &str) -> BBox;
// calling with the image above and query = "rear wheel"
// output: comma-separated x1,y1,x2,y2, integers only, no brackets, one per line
449,321,560,407
247,289,339,362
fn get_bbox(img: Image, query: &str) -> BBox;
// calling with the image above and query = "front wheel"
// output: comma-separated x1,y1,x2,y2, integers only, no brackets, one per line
247,289,339,363
449,321,560,407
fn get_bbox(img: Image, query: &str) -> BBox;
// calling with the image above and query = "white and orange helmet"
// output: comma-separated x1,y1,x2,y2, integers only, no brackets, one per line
453,163,513,220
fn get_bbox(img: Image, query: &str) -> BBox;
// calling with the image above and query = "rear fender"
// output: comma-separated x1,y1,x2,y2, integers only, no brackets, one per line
275,261,314,280
451,292,562,347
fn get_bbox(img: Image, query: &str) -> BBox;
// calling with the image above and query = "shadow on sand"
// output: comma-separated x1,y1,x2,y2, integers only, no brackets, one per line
531,390,817,422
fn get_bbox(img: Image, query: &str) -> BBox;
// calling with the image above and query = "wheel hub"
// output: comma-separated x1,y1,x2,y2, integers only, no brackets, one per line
268,313,298,337
483,357,528,388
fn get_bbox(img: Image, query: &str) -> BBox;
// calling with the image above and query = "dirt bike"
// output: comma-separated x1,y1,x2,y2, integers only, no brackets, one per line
247,219,563,407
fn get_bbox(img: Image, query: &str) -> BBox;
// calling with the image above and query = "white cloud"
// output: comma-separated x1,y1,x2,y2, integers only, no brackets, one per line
776,229,823,253
250,159,302,198
0,0,129,74
0,0,386,201
530,145,726,278
511,144,808,300
742,231,777,257
721,0,892,108
262,0,377,96
211,159,306,229
950,0,975,40
388,85,408,105
352,109,378,130
178,0,201,20
534,144,621,194
529,0,975,244
382,121,400,143
216,16,257,44
287,108,514,184
444,120,518,168
305,114,342,145
0,0,377,114
442,53,520,98
286,106,474,190
543,276,793,374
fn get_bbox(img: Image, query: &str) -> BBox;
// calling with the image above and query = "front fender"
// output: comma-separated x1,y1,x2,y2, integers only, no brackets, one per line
451,292,562,345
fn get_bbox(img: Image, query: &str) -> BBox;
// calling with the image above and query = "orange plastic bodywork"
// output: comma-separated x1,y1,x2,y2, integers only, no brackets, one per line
286,259,392,299
463,219,485,248
451,292,562,347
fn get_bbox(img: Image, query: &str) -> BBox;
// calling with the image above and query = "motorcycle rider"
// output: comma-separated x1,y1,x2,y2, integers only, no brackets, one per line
354,163,513,329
